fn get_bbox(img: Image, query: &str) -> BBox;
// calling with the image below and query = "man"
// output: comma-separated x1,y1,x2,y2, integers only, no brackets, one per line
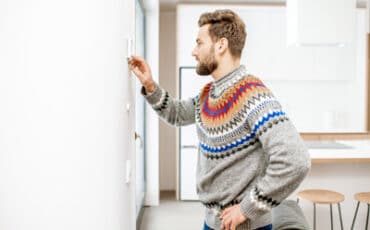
128,9,310,230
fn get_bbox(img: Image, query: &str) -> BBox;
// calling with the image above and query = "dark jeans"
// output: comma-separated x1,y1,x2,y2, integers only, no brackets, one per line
203,222,272,230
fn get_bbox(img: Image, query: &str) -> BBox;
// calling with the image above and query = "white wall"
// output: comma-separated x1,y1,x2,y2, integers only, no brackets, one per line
0,0,136,229
159,10,177,191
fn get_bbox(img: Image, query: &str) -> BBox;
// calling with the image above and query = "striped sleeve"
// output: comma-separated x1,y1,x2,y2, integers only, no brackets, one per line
141,83,196,127
240,77,311,220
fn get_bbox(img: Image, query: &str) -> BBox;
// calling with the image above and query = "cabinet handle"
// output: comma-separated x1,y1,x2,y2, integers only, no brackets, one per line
135,132,143,147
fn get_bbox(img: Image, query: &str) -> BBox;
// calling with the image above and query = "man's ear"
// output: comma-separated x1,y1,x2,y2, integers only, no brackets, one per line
216,37,228,54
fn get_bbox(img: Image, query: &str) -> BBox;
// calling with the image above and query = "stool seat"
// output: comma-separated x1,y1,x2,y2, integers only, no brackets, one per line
298,189,345,204
297,189,345,230
351,192,370,230
354,192,370,204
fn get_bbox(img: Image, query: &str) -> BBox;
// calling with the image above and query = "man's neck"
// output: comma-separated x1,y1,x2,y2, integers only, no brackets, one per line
211,59,241,81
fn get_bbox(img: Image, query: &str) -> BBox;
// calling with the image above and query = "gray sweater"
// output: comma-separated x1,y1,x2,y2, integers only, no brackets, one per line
142,65,311,230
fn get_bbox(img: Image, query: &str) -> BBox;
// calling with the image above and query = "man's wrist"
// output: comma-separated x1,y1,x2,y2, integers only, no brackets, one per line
144,81,156,94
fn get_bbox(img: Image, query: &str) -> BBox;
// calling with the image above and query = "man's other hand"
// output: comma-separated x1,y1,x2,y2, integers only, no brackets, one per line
219,204,248,230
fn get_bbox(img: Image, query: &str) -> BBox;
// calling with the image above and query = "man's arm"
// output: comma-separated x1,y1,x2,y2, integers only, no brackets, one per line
239,80,311,220
141,82,196,126
128,55,196,126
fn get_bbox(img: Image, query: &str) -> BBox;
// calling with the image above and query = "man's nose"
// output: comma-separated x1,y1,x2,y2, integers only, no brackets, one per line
191,49,197,57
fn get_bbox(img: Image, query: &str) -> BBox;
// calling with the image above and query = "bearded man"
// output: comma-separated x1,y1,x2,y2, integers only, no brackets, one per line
128,9,310,230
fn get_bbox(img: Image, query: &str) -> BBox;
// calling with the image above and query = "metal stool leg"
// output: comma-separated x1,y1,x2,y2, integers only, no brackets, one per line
337,203,344,230
330,204,333,230
297,198,299,204
366,204,369,230
351,201,360,230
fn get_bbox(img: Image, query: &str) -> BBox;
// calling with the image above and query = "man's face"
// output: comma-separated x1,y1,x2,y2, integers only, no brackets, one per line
191,24,218,76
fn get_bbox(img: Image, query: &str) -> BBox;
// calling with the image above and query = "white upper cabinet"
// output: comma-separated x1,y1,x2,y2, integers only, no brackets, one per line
286,0,357,46
177,4,366,81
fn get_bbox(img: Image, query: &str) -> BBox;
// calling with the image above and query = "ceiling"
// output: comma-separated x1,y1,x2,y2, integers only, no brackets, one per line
159,0,367,10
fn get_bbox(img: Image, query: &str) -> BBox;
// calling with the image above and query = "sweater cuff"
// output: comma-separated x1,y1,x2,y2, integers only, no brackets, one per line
140,83,162,105
240,194,269,221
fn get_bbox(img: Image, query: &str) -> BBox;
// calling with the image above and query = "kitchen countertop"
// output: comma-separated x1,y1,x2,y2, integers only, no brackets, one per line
305,140,370,163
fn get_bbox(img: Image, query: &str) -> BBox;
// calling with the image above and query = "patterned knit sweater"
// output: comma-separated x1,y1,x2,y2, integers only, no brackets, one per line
142,65,311,230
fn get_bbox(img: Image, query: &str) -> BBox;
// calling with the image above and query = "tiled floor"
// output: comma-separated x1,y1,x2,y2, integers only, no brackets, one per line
138,191,205,230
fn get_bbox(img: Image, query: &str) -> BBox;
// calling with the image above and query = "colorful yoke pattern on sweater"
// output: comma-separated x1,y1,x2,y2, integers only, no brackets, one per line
195,75,289,160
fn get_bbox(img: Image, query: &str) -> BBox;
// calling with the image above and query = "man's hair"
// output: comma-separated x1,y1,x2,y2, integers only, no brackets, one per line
198,9,246,59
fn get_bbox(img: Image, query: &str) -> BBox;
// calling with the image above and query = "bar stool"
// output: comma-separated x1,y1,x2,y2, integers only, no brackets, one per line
350,192,370,230
297,189,344,230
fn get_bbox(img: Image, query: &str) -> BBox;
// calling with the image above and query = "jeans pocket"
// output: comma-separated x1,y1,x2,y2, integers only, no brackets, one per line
203,221,214,230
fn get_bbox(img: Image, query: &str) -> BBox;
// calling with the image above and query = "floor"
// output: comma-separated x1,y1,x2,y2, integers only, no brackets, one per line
138,191,205,230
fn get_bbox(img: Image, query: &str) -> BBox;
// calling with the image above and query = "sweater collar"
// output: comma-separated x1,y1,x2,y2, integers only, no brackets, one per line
212,65,248,91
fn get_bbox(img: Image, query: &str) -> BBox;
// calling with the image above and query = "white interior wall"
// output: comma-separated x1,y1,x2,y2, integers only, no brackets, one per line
0,0,136,229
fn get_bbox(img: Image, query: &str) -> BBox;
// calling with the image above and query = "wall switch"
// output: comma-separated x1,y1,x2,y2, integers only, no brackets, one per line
126,38,133,60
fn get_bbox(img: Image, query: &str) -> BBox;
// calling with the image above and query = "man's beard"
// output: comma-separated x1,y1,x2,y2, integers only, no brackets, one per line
195,47,218,76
